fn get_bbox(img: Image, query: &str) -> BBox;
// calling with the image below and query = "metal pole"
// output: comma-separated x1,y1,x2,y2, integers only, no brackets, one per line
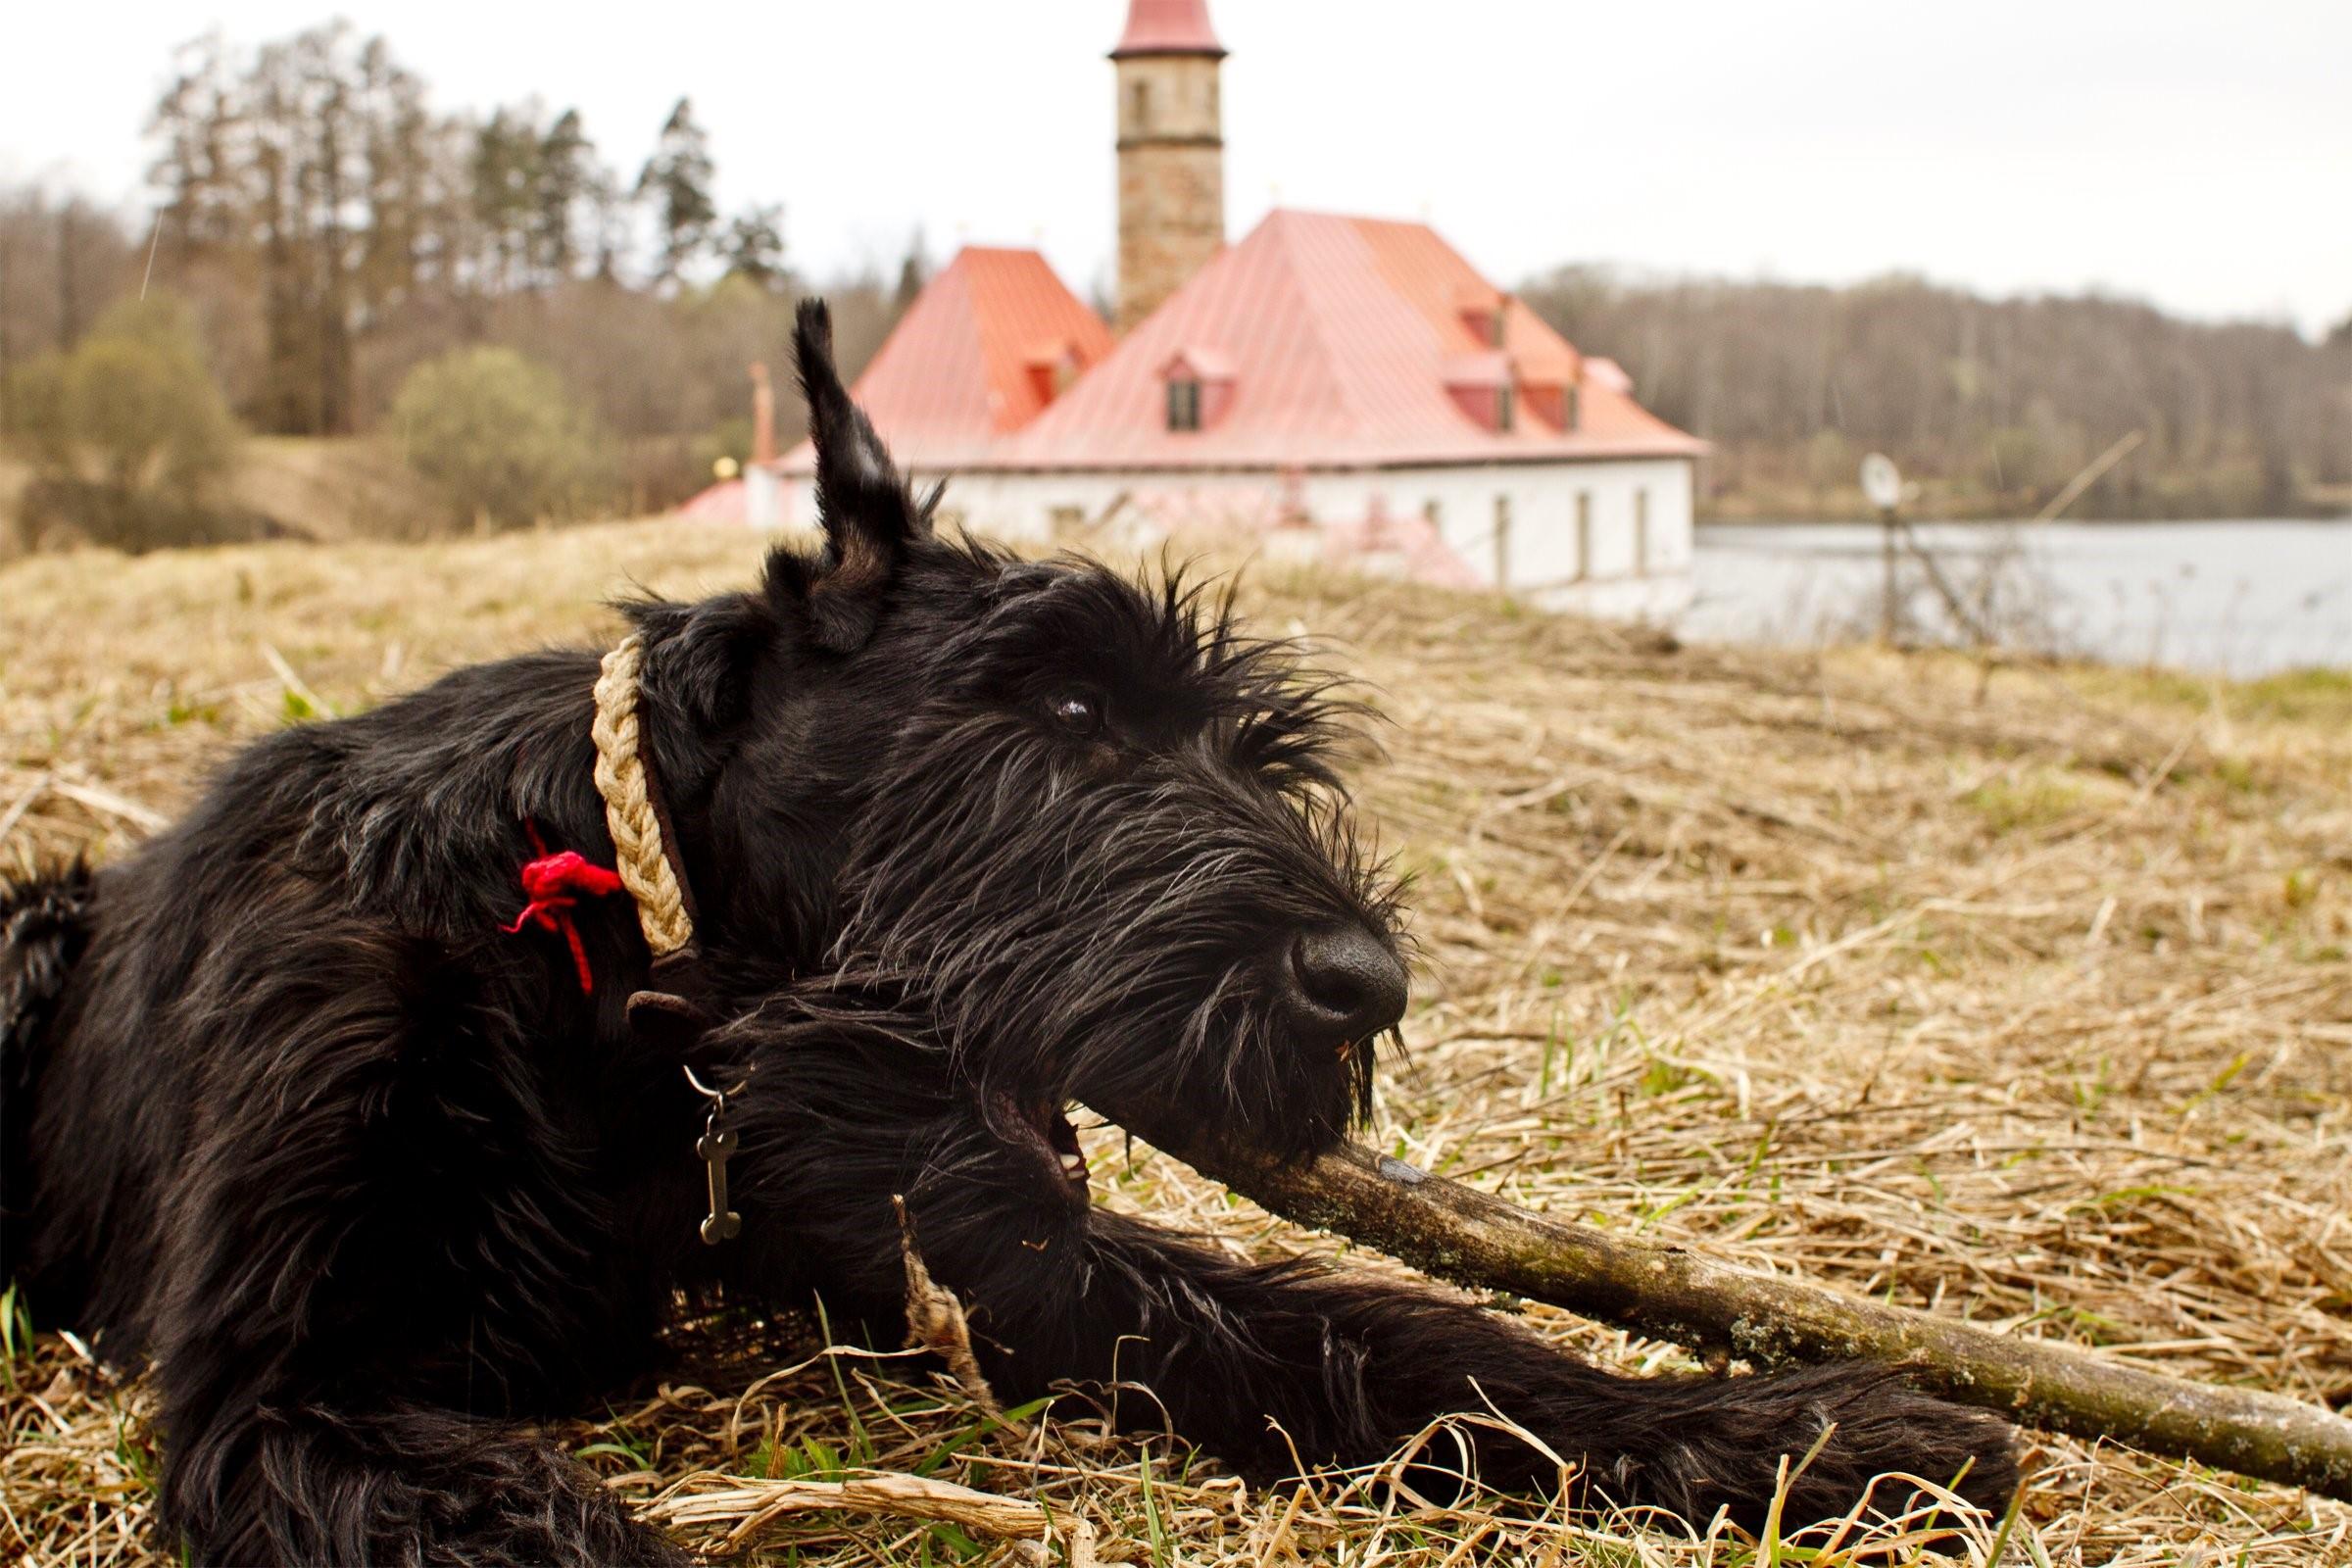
1880,506,1898,645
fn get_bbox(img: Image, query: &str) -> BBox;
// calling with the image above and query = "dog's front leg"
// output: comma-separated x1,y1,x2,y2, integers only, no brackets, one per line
923,1205,2020,1539
724,1024,2016,1538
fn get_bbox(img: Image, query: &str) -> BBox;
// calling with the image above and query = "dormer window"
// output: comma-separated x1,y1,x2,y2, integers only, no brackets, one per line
1523,379,1580,433
1025,339,1086,410
1158,345,1234,433
1442,351,1516,433
1456,285,1509,348
1166,378,1202,431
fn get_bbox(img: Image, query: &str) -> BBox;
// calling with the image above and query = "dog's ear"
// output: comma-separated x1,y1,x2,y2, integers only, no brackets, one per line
625,588,774,722
614,589,780,804
771,298,932,652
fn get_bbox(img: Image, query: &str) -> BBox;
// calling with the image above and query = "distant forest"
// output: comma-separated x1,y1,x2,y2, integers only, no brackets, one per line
2,21,2346,551
1524,270,2352,519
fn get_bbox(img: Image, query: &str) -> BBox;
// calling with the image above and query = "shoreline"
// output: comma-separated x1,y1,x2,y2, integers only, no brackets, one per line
1696,512,2352,528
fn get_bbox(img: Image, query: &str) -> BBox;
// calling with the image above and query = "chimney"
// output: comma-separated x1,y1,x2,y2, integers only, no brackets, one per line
748,362,776,466
1111,0,1226,332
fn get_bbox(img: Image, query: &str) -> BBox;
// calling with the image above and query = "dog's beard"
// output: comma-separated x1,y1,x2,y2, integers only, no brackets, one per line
824,724,1398,1168
827,942,1382,1179
1065,984,1380,1164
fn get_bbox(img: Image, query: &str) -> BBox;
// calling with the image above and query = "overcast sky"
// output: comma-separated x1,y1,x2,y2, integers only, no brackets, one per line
5,1,2347,335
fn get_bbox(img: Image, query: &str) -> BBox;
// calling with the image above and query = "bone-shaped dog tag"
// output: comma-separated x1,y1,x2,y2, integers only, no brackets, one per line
697,1116,741,1245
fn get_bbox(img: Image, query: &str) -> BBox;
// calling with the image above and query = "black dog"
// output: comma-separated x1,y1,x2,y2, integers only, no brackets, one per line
0,303,2017,1565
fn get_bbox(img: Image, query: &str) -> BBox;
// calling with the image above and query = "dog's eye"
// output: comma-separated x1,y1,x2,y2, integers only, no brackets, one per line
1051,692,1103,736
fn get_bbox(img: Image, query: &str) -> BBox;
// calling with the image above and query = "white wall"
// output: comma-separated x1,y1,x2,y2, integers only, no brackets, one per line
781,456,1697,621
1396,458,1694,598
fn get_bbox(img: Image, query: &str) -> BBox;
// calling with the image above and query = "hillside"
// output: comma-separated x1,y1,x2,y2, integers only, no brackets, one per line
4,520,2349,1566
0,437,442,554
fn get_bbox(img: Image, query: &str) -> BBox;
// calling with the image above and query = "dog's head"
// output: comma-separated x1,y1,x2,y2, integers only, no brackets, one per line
634,301,1407,1187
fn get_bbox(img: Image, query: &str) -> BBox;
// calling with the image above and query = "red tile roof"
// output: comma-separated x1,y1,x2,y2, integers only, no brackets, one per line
978,210,1704,472
1441,350,1513,388
1110,0,1226,59
780,246,1113,472
1585,356,1635,394
1161,344,1236,380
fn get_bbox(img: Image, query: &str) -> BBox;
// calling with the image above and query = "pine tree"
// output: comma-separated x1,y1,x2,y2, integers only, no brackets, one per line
145,23,427,433
721,204,786,291
470,107,541,293
534,109,599,282
355,37,431,309
893,229,930,316
636,98,716,285
146,34,248,263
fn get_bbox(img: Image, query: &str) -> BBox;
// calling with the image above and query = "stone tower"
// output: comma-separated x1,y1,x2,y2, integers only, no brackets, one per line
1111,0,1226,331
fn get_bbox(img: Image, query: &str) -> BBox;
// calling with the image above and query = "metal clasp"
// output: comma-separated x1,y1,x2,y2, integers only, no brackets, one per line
683,1064,748,1245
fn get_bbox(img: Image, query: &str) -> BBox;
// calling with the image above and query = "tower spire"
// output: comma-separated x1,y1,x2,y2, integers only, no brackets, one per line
1111,0,1226,60
1110,0,1227,330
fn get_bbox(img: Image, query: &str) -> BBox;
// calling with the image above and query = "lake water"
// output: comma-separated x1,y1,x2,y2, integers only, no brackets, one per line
1684,519,2352,677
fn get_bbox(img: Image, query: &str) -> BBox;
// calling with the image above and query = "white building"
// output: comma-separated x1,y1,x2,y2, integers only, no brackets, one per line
761,0,1703,619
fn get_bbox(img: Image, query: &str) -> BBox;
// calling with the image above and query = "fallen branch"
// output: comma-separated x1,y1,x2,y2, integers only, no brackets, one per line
895,1195,1016,1428
1134,1120,2352,1502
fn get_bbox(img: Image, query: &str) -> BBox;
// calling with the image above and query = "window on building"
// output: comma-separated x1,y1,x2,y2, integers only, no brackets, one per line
1493,494,1512,588
1129,79,1152,132
1494,384,1516,433
1574,491,1592,580
1166,378,1202,432
1633,488,1650,576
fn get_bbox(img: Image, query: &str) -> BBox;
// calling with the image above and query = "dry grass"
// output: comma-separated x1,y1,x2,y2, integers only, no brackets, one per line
4,517,2349,1566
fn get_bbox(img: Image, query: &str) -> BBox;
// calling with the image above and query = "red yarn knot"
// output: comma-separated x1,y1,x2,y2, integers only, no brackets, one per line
514,851,624,910
506,837,626,994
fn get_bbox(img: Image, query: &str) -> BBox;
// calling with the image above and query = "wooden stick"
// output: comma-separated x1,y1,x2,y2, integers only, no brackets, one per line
645,1471,1099,1564
1137,1122,2352,1502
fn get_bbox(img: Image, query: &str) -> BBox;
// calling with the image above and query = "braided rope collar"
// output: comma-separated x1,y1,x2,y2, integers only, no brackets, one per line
592,636,743,1248
590,634,697,960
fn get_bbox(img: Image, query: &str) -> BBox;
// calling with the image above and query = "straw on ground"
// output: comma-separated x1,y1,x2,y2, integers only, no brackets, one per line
3,516,2347,1566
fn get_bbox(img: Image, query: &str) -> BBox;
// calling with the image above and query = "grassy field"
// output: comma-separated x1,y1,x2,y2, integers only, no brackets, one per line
3,518,2349,1566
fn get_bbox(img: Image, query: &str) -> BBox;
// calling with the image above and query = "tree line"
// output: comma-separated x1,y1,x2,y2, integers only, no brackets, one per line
129,21,865,439
1523,268,2352,519
3,19,2344,551
1,22,922,547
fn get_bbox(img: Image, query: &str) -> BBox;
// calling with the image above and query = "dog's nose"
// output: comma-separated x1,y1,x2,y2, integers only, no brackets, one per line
1280,924,1408,1047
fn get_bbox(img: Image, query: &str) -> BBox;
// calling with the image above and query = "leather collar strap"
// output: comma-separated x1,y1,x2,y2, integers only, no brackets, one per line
589,633,699,964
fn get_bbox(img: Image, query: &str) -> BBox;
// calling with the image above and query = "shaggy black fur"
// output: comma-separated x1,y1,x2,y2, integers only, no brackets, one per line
0,302,2019,1565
